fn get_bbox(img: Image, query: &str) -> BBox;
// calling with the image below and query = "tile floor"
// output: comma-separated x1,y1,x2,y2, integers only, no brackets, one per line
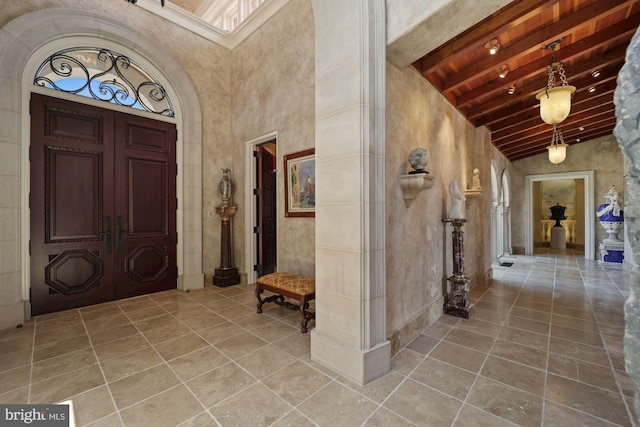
0,253,638,426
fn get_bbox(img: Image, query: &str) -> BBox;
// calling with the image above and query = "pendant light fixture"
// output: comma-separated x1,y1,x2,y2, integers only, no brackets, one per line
547,124,568,165
535,40,576,125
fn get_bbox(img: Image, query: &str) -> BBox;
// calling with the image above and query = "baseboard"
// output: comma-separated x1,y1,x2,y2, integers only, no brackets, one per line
388,295,444,356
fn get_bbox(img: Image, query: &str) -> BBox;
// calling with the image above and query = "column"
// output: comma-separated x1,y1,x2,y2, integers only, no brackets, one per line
310,0,390,385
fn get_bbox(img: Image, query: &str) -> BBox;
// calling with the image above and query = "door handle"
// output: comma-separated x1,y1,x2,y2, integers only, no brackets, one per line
101,216,112,255
116,215,131,253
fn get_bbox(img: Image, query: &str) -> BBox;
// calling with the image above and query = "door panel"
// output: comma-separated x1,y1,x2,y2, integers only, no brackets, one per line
257,146,277,276
30,94,115,315
30,93,177,315
114,113,176,299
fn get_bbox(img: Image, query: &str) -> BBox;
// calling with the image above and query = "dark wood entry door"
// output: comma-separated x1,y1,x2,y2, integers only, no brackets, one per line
30,94,177,315
256,146,277,276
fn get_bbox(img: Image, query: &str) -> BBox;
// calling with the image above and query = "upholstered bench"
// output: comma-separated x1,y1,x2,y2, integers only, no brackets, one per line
255,272,315,333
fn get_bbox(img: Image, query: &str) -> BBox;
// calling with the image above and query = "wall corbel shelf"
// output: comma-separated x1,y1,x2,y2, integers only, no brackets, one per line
465,189,483,199
400,172,434,207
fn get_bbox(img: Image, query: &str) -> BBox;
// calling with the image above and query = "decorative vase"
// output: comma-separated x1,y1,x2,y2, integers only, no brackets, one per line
597,203,624,242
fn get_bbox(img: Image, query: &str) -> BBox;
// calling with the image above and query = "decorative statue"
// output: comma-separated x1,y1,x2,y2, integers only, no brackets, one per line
597,185,622,218
408,148,429,173
217,168,234,206
448,179,466,219
472,168,482,190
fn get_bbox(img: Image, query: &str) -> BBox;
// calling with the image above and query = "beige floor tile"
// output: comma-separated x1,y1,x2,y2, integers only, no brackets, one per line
80,305,123,322
0,324,35,342
132,313,176,332
422,321,453,339
109,363,181,410
209,382,291,426
93,334,150,362
549,337,611,367
273,331,310,357
235,344,296,379
214,332,268,359
34,323,87,347
545,373,631,425
86,412,124,427
410,356,476,400
186,363,256,408
383,378,462,426
35,313,83,333
444,328,495,353
0,336,33,356
543,400,620,427
119,385,204,427
0,348,32,373
471,307,508,324
552,313,599,332
33,335,91,362
178,412,218,426
177,311,227,331
69,385,117,426
550,324,604,347
453,404,520,427
429,341,487,373
169,346,230,381
100,346,164,383
31,347,97,383
467,376,543,427
298,381,377,427
271,409,317,427
232,312,278,331
455,317,503,338
216,304,254,321
30,364,105,404
88,323,139,346
497,326,549,352
84,313,132,335
406,333,440,354
490,339,548,370
338,371,404,404
480,355,545,396
118,296,159,313
512,298,552,313
141,322,192,345
362,408,415,426
547,353,618,392
504,315,550,335
509,306,552,323
262,360,332,406
0,366,31,395
197,322,246,345
251,320,298,342
124,305,169,322
390,348,424,376
0,386,29,404
159,300,201,314
153,333,209,361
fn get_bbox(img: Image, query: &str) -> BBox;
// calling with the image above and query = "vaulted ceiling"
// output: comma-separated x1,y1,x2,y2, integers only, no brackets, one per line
412,0,640,162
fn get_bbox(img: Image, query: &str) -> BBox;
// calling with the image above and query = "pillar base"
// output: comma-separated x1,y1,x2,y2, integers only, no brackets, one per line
310,329,390,385
213,267,240,287
444,299,475,319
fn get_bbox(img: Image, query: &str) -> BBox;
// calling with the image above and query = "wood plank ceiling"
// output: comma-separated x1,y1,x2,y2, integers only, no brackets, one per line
412,0,640,162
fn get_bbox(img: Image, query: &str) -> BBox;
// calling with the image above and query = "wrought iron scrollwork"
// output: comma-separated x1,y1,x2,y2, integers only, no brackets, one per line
34,47,174,117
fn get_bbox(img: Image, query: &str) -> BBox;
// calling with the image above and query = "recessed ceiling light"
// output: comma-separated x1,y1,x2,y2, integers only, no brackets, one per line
499,65,508,79
579,126,584,131
507,84,516,95
576,138,581,143
588,86,596,93
591,70,601,78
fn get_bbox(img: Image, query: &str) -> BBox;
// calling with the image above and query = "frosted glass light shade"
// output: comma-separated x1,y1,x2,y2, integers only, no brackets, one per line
536,85,576,125
547,143,568,164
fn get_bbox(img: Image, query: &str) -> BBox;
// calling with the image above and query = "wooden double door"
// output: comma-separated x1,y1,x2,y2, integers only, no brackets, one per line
30,94,177,316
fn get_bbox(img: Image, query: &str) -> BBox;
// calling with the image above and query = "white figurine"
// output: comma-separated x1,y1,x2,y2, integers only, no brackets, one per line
448,179,466,219
472,168,481,190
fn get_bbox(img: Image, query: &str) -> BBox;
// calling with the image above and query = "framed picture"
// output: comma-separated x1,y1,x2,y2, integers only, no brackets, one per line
284,148,315,217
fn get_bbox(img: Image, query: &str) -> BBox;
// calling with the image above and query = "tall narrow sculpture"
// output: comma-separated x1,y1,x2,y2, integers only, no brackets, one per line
213,169,240,287
444,180,473,318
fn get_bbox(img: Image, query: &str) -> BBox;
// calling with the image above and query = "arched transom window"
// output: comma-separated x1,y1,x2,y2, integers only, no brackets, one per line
34,47,174,117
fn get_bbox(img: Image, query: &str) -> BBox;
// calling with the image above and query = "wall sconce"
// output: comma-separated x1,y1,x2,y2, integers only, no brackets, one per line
547,124,568,165
484,39,500,55
535,40,576,125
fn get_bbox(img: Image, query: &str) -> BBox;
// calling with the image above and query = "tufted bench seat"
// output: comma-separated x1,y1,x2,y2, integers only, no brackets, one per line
255,272,315,333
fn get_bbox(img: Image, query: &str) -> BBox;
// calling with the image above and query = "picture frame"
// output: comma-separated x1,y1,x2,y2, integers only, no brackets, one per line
284,148,315,217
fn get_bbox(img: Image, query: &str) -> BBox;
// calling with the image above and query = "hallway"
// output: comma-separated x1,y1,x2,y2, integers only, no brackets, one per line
0,254,636,426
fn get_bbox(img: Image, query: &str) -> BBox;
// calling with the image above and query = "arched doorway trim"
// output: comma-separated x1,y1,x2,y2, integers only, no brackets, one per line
524,170,595,259
0,8,203,323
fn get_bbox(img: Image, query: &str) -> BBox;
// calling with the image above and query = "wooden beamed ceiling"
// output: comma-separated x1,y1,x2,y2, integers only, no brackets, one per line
412,0,640,162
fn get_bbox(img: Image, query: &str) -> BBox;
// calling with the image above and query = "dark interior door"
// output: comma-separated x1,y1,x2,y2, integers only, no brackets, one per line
256,145,277,276
30,94,177,315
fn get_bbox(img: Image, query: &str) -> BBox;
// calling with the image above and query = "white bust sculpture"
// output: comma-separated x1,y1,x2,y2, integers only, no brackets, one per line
408,148,429,172
448,179,466,219
472,168,481,190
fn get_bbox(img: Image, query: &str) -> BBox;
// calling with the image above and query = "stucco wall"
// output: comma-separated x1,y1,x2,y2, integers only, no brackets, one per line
229,0,315,279
509,135,625,256
385,62,492,353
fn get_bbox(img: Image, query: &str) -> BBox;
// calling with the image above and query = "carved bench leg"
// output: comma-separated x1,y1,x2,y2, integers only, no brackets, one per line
256,287,264,313
300,298,315,333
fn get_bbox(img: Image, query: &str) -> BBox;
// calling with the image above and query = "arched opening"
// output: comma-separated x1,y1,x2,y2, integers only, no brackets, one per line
490,160,500,265
0,9,204,324
501,170,512,256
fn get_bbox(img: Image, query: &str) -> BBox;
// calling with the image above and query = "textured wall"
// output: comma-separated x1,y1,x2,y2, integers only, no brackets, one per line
385,63,492,353
229,0,316,278
509,135,624,255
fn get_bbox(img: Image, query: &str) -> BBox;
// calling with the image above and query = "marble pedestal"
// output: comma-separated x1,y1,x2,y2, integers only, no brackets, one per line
550,226,566,249
444,219,474,319
600,240,624,264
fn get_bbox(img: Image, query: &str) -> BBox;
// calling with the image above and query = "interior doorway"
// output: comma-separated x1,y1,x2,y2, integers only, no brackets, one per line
30,93,177,315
